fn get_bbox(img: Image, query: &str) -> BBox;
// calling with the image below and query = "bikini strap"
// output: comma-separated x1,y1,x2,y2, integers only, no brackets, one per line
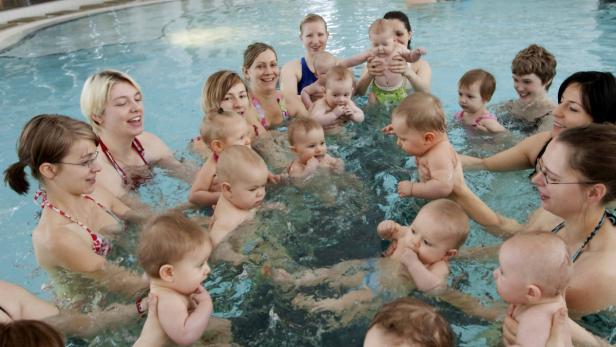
34,191,108,255
99,139,129,185
571,210,609,262
132,138,148,165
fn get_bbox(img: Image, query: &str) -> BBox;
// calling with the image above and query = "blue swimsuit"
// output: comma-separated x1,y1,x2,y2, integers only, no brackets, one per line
297,57,317,94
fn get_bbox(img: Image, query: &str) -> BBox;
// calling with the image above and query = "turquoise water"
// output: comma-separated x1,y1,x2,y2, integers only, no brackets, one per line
1,0,615,345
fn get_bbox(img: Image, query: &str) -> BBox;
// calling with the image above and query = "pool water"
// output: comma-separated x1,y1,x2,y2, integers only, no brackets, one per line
1,0,615,345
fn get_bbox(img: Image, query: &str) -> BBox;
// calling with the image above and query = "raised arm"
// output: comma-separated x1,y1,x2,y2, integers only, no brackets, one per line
337,50,372,68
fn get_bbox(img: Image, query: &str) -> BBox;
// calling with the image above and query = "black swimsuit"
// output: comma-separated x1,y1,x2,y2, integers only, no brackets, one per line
551,209,616,262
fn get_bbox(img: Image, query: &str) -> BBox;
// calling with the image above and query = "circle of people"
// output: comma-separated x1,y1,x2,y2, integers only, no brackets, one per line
1,11,616,347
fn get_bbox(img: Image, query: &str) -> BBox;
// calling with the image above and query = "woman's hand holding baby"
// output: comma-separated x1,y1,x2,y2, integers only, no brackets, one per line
366,56,386,77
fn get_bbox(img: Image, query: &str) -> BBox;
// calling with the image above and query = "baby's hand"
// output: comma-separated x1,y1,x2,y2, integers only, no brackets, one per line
382,124,394,135
267,171,283,184
406,47,427,63
326,157,345,174
191,285,213,309
306,157,321,171
377,220,400,240
399,246,420,267
398,180,414,197
333,105,347,118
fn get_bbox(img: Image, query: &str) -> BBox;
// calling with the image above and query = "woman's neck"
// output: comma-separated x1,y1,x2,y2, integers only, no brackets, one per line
563,205,606,244
98,129,136,162
252,86,277,100
42,184,85,213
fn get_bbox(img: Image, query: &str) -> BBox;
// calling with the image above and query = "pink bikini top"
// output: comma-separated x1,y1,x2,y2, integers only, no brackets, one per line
455,111,497,128
34,191,113,257
252,92,289,129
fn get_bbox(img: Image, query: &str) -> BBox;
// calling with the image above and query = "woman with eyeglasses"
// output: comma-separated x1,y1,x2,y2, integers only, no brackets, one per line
4,114,147,302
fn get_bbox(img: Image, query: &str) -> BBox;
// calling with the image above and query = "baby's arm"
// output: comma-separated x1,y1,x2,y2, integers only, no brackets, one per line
301,83,319,110
515,307,553,347
293,288,373,313
344,101,365,123
377,220,405,240
398,47,427,63
338,50,373,68
478,118,507,133
188,160,219,206
157,286,213,346
399,248,449,292
398,150,455,199
310,100,344,126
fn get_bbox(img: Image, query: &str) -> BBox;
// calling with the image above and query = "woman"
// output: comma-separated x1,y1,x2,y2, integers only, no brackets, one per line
243,42,304,128
280,13,329,117
81,70,196,199
191,70,269,158
355,11,432,96
458,71,616,234
4,115,147,301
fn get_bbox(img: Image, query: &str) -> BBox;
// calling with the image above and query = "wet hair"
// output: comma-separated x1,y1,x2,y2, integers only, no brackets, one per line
4,114,98,195
555,123,616,204
200,110,246,146
325,66,354,89
500,232,572,297
80,69,141,133
202,70,248,115
288,117,323,146
422,199,470,249
138,210,209,278
243,42,277,74
384,11,412,49
313,52,337,75
557,71,616,124
216,145,267,184
511,44,557,90
459,69,496,102
299,13,328,34
368,297,454,347
0,320,64,347
369,18,394,37
393,92,446,133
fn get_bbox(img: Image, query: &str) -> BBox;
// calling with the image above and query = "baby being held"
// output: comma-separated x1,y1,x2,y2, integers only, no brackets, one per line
494,232,573,347
300,52,337,110
189,110,252,207
309,66,364,132
364,297,454,347
340,18,426,105
138,211,213,346
456,69,506,133
385,92,462,200
287,117,344,178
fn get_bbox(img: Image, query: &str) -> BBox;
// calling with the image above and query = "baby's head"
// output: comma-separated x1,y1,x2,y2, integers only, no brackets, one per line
494,232,572,305
368,19,396,57
200,110,251,155
364,297,454,347
313,52,337,81
288,117,327,164
511,44,557,100
458,69,496,113
324,66,354,108
391,92,447,157
398,199,469,265
217,145,268,210
138,211,211,295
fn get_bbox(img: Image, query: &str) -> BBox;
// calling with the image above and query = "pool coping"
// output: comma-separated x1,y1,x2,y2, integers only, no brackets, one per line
0,0,172,52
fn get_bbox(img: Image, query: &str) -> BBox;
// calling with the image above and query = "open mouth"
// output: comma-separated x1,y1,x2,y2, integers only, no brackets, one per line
128,116,142,125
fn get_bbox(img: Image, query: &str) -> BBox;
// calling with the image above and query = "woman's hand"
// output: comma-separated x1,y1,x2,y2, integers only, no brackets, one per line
546,308,572,347
133,293,166,347
366,57,386,77
388,53,409,75
502,305,518,346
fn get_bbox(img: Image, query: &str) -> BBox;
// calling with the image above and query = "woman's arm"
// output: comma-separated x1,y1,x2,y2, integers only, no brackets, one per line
141,132,198,183
280,60,309,117
46,304,136,338
403,59,431,93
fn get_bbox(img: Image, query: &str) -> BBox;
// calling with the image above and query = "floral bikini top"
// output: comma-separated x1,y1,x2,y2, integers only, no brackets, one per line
34,191,118,257
251,92,289,129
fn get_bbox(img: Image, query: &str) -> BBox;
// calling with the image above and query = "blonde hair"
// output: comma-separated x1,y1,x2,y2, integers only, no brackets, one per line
325,66,354,89
138,211,208,278
393,92,446,133
369,297,454,347
243,42,277,73
202,70,247,115
299,13,328,34
288,117,323,146
313,52,336,75
80,69,141,133
459,69,496,102
369,18,394,37
501,232,572,296
216,145,267,184
199,110,246,145
420,199,469,249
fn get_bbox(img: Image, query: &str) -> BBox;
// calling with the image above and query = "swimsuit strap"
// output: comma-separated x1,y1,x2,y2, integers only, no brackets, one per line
0,305,11,319
454,111,464,122
34,191,110,256
473,113,497,127
99,138,148,185
571,209,610,262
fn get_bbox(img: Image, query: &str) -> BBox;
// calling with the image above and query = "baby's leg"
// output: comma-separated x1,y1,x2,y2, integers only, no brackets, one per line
368,92,378,104
272,259,365,288
292,288,373,313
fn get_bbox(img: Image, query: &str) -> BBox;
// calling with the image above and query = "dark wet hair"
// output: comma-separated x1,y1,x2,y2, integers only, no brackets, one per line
384,11,412,49
557,71,616,124
3,114,97,195
0,320,64,347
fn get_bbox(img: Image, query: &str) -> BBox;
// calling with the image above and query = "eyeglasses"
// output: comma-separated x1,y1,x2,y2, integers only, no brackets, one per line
57,151,99,168
533,158,597,185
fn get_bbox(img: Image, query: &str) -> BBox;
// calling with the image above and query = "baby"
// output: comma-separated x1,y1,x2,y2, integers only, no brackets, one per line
189,110,252,207
138,211,213,346
340,18,425,105
456,69,506,133
300,51,337,109
502,44,556,130
494,232,573,347
384,92,461,200
309,66,364,132
272,199,469,316
364,297,454,347
287,117,344,178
